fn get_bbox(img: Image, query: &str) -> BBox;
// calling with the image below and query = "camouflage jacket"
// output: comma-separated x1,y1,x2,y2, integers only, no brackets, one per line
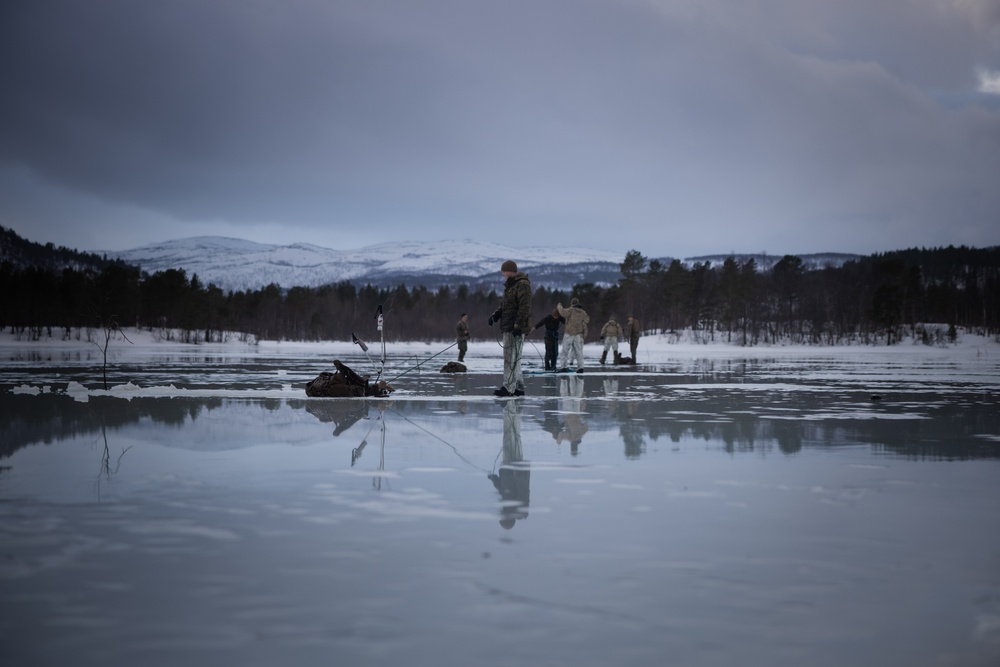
600,319,624,339
557,303,590,338
627,317,641,339
498,272,532,333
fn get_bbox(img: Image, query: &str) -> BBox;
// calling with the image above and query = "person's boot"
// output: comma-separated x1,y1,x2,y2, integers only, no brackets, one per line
600,351,607,365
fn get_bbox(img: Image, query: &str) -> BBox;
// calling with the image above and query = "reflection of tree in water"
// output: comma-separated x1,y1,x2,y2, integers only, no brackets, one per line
0,395,226,458
489,400,530,529
772,420,803,454
604,397,646,458
720,413,760,453
95,409,131,502
259,398,283,413
157,398,223,426
603,377,647,457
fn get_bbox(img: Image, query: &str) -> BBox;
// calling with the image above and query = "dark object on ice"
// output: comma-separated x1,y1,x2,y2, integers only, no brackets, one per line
440,361,467,373
305,360,393,397
870,394,882,402
613,351,635,365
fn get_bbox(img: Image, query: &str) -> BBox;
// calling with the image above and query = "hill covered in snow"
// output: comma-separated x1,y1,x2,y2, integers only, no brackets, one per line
0,225,862,293
102,237,863,293
104,237,630,292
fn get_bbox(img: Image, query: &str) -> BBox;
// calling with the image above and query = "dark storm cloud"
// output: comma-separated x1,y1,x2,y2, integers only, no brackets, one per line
1,0,998,254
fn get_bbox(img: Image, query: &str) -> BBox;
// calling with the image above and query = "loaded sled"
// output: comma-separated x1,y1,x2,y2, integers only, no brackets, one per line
305,359,393,398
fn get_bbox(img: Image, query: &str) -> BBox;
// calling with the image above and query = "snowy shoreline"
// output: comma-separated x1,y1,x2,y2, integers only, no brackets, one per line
2,325,996,361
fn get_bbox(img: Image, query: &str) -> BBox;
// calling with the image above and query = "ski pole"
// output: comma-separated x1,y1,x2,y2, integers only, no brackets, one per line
386,341,460,383
352,332,381,377
375,304,386,379
384,322,494,383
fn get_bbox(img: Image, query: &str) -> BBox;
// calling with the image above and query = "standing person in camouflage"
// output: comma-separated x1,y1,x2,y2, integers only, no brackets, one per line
456,312,470,362
556,297,590,373
599,316,624,364
627,315,641,363
488,260,532,397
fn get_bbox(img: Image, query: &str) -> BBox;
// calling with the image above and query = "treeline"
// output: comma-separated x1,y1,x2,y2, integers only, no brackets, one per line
1,245,998,346
0,227,113,273
611,246,1000,345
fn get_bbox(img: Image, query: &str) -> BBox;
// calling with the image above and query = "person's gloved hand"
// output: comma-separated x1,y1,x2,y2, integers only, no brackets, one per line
488,315,495,326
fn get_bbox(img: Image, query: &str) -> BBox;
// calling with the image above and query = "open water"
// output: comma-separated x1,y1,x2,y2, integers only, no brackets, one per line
2,340,999,666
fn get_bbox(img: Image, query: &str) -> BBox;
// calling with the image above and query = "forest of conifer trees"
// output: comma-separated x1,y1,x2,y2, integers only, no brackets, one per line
1,245,998,347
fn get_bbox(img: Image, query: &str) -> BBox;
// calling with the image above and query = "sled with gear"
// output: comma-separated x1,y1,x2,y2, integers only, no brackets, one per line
305,359,393,398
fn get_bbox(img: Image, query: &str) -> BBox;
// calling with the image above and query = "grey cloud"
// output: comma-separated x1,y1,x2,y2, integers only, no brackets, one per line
0,0,997,255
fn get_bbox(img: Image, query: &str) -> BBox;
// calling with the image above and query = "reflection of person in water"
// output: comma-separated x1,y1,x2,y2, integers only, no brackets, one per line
557,374,589,456
535,406,563,442
489,400,530,529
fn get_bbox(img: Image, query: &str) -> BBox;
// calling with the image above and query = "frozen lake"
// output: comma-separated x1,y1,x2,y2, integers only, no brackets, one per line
2,334,1000,666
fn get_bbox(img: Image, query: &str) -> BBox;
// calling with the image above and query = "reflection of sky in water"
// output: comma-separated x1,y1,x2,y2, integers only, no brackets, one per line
2,348,1000,666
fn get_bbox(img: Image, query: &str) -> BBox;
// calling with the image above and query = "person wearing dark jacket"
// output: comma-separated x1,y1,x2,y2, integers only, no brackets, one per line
626,315,641,363
488,260,533,397
532,308,565,371
456,313,470,362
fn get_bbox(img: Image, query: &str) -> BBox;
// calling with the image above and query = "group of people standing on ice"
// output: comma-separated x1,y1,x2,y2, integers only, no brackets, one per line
457,259,641,397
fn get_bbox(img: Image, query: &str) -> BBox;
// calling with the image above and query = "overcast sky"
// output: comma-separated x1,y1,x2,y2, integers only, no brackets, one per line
1,0,998,259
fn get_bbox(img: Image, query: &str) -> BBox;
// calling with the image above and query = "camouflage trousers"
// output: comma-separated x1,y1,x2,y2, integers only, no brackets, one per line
502,332,525,393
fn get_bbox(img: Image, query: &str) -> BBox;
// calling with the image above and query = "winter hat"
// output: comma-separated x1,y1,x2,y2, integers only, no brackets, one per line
570,297,580,306
501,260,518,273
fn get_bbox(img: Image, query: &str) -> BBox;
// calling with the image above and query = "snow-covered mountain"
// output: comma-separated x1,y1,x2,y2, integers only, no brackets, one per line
100,237,862,293
104,237,630,292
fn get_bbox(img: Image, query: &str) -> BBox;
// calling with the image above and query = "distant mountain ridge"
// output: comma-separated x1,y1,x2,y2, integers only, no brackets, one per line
102,237,631,292
102,238,863,292
0,226,863,292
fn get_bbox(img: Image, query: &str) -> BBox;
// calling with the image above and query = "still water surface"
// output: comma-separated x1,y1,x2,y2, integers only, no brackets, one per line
2,344,999,666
